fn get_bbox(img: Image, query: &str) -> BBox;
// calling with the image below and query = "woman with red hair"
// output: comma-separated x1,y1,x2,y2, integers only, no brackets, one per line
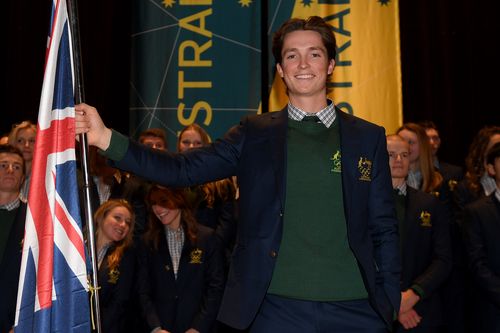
137,185,224,333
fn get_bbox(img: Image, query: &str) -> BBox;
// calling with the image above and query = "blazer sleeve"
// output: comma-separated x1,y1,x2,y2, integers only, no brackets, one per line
108,122,247,188
368,127,401,311
190,233,226,333
462,202,500,307
412,199,452,298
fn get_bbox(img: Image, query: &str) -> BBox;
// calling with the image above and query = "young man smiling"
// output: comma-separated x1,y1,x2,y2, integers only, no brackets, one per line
76,16,400,332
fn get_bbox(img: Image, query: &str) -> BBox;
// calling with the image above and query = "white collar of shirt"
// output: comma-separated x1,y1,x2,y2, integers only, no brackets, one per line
481,172,497,196
287,99,337,128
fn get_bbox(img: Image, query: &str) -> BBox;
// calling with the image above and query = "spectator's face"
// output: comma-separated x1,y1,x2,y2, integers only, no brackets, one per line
179,130,203,152
387,139,410,180
0,153,25,194
398,129,420,164
150,189,181,230
14,128,36,162
486,157,500,185
484,134,500,169
425,128,441,157
276,30,334,105
141,136,166,151
99,206,132,243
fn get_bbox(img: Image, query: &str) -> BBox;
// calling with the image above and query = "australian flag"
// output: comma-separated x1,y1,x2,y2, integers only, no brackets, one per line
14,0,90,332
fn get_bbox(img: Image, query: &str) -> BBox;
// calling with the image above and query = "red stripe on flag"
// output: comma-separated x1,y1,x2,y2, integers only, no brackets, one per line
29,116,76,309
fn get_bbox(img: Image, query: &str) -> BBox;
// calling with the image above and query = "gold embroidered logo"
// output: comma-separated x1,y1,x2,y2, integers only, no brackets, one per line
108,268,120,284
448,179,458,191
189,248,203,264
358,157,372,181
420,211,432,227
330,150,342,173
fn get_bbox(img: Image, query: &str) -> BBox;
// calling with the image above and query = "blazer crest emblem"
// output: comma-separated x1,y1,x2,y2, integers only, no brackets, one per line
419,211,432,227
448,179,458,191
358,157,372,181
189,248,203,264
108,267,120,284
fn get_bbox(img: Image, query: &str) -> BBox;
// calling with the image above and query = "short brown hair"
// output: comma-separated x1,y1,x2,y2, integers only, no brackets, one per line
272,16,337,65
0,144,26,175
139,128,168,146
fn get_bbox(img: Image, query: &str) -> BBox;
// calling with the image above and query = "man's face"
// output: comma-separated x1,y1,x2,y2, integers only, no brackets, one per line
141,136,166,151
387,139,410,179
276,30,335,104
0,153,24,194
425,128,441,157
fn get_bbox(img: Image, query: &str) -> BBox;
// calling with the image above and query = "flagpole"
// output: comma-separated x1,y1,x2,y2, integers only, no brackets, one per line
66,0,102,332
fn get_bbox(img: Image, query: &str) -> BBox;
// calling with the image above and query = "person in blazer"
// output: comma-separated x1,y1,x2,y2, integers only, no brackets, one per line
387,135,452,332
75,16,400,332
461,142,500,332
137,185,224,333
0,144,27,333
94,199,136,333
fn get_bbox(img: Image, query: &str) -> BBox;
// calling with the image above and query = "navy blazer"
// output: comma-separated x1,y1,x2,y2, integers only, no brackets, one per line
0,202,26,333
97,245,137,333
137,224,225,333
110,108,401,329
399,188,452,327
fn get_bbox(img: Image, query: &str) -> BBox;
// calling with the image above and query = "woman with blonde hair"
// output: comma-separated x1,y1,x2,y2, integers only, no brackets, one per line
397,123,444,196
94,199,136,333
8,120,36,201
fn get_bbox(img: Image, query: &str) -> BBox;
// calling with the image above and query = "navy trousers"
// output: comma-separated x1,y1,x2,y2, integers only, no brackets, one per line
250,294,388,333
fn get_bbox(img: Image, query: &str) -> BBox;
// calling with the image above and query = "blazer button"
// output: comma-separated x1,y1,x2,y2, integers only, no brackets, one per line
269,250,278,258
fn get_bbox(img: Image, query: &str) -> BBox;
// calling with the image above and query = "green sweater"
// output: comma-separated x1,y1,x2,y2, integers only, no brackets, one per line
267,118,367,301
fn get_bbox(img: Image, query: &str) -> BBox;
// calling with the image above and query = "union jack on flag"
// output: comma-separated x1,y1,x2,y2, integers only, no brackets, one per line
14,0,90,332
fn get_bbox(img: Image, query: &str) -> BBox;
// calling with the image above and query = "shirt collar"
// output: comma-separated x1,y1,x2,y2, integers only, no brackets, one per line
394,182,407,196
481,172,497,196
287,99,337,128
0,196,21,211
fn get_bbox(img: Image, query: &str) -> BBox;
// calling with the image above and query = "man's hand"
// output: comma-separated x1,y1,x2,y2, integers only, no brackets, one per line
399,289,420,314
398,309,422,329
74,103,112,151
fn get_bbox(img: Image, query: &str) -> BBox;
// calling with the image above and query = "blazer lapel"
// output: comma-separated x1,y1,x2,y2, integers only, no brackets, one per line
158,235,176,280
175,234,193,289
269,108,288,209
338,109,362,222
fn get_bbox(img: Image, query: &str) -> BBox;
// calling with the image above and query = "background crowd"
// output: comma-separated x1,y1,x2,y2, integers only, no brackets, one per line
1,118,500,332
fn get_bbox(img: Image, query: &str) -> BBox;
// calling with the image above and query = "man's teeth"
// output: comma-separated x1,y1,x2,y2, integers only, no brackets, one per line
296,74,314,79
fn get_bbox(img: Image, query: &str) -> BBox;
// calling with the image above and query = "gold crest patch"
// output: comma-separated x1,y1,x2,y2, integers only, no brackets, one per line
189,248,203,264
420,211,432,227
108,268,120,284
358,157,372,181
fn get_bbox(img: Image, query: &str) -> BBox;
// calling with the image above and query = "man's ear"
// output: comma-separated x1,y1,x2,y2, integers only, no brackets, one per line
276,63,284,78
327,59,335,75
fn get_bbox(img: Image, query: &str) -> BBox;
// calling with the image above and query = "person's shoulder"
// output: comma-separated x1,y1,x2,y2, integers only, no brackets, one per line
196,223,215,238
337,108,384,132
409,187,441,207
465,193,497,212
